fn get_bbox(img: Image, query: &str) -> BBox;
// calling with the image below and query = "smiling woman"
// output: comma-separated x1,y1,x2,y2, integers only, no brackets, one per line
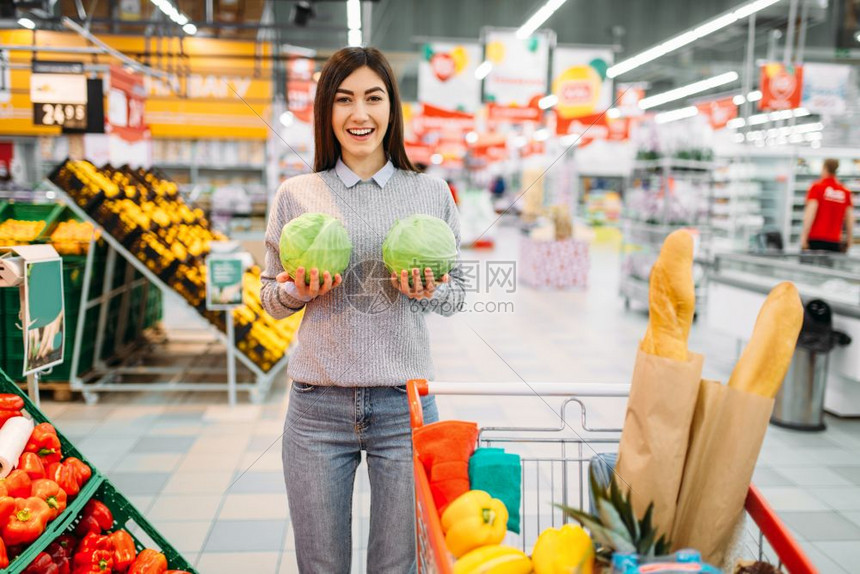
260,46,467,573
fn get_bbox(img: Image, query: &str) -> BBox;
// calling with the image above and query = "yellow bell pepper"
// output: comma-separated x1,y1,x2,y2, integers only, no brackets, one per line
531,524,594,574
441,490,509,558
453,545,532,574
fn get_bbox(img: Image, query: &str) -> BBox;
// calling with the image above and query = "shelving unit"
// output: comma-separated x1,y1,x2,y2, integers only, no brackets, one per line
620,159,714,311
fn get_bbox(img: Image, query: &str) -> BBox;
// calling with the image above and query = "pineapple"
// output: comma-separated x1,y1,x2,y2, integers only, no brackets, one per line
556,464,672,565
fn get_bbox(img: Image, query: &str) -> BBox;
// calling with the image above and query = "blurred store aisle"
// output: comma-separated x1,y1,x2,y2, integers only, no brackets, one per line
42,225,860,574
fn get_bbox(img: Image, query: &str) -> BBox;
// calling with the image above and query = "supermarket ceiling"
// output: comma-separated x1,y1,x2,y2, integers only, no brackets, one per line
6,0,854,90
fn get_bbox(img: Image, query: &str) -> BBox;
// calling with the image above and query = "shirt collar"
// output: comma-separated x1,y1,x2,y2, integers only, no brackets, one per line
335,158,395,188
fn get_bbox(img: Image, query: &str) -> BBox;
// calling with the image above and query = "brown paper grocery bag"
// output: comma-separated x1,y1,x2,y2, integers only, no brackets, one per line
671,380,774,567
616,350,704,538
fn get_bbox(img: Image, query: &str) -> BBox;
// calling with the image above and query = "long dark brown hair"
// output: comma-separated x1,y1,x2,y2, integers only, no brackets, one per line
313,47,416,173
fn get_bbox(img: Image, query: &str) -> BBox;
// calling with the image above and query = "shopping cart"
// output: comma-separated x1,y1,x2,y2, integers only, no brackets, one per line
407,379,817,574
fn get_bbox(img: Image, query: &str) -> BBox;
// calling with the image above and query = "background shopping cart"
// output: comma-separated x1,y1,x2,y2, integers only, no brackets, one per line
407,379,817,574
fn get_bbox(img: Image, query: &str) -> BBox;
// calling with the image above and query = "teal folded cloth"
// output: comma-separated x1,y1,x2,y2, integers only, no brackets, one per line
468,447,521,533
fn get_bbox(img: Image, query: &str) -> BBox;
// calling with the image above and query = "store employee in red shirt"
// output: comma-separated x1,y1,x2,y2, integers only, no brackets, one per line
801,158,854,253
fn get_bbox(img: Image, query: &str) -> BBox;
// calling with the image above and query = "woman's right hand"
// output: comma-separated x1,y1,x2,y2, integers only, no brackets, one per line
277,267,342,300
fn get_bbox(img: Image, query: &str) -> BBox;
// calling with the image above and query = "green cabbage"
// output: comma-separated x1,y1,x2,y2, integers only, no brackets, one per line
382,214,457,283
279,213,353,285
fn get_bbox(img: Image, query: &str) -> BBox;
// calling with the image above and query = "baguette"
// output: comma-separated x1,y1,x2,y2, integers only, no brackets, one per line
640,230,696,361
728,282,803,398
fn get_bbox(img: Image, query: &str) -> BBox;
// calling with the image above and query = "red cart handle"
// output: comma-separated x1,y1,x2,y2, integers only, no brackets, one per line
745,484,817,574
407,379,429,429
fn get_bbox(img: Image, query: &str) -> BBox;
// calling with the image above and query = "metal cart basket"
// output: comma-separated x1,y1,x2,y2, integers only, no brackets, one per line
407,379,816,574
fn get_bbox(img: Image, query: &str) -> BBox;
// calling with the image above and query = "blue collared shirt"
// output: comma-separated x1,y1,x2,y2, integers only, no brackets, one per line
335,157,395,188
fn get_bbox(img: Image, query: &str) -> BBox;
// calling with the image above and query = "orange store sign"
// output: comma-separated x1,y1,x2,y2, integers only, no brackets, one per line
760,63,803,111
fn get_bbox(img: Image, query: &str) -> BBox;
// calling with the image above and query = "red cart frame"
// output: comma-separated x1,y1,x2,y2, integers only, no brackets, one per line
407,379,817,574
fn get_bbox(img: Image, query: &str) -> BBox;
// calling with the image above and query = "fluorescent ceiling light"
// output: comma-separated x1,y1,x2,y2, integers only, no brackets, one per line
733,94,746,105
348,29,362,47
811,140,822,148
465,131,479,144
561,134,580,147
726,117,746,129
734,133,746,143
516,0,568,39
640,71,739,110
18,17,36,29
511,136,528,148
150,0,194,33
538,94,558,110
608,0,784,78
282,44,318,58
533,128,550,141
747,90,762,101
475,60,493,80
347,0,361,30
654,106,699,124
431,153,444,165
607,108,621,119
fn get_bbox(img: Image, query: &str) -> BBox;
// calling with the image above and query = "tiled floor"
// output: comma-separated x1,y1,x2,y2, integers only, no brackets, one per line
40,224,860,573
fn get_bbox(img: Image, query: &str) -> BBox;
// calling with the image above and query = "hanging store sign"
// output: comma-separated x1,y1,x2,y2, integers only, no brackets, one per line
801,63,851,116
555,110,629,142
483,29,552,107
418,42,482,114
616,83,646,117
551,47,613,120
413,103,476,138
30,60,88,130
487,102,541,123
108,65,147,142
696,97,738,130
759,63,803,111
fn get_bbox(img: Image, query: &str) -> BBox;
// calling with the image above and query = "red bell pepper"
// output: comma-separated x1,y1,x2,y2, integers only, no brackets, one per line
3,497,51,546
0,536,8,569
65,457,92,487
19,452,47,481
127,549,167,574
22,551,59,574
0,410,23,428
32,478,68,520
0,394,25,411
75,515,102,538
81,500,113,531
47,462,80,497
2,469,33,497
25,423,63,465
164,572,190,574
108,530,137,572
47,535,77,574
72,533,114,573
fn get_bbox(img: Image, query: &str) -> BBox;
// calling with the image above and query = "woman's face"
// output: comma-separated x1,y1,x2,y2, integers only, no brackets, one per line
332,66,391,165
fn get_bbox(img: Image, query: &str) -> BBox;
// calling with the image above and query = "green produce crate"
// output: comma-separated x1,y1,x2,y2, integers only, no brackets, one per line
57,478,198,573
0,366,103,573
0,201,65,226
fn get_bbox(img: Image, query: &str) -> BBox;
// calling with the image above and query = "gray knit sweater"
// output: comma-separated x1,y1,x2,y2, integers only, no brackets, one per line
260,167,465,387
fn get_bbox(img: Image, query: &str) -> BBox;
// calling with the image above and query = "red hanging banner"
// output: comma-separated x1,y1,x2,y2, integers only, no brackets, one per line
696,97,738,129
107,65,148,142
760,63,804,111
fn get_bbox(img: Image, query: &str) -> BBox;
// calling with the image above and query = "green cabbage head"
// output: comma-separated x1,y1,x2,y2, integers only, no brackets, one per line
279,213,353,285
383,214,457,282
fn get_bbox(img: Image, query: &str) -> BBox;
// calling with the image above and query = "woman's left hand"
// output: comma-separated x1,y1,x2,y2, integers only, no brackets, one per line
391,267,449,300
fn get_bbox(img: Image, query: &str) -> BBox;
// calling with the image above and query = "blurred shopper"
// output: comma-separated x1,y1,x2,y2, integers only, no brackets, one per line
801,158,854,253
261,47,465,573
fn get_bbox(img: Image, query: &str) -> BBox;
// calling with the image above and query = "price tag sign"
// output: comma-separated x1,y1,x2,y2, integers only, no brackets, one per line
23,258,65,376
206,254,245,310
30,60,88,130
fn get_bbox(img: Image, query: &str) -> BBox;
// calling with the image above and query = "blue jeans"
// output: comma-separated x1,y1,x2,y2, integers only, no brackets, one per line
283,383,439,574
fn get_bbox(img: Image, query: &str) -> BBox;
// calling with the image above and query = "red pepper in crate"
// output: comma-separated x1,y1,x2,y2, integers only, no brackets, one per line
82,500,113,531
0,410,23,428
2,469,33,497
26,423,63,465
3,497,51,546
19,452,47,481
0,394,25,411
72,533,114,573
127,549,167,574
0,537,8,569
76,515,102,538
108,530,137,572
22,552,59,574
47,462,80,497
32,479,68,520
48,534,79,574
65,457,92,487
